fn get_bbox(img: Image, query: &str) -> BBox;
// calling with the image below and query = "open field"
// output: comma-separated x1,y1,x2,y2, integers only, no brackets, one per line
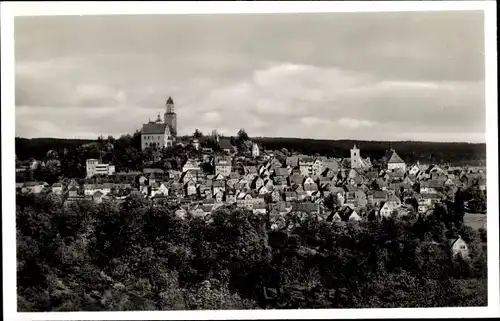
464,213,487,230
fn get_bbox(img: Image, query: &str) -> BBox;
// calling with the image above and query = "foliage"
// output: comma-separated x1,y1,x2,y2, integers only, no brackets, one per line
17,193,487,311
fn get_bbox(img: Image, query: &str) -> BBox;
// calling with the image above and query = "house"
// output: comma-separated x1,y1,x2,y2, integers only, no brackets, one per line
291,202,320,216
379,194,402,218
214,156,232,177
288,174,304,187
321,167,337,179
175,207,188,219
258,186,270,195
420,180,443,194
218,138,235,153
225,190,237,204
236,193,255,210
323,159,340,174
92,191,104,203
273,167,289,178
182,159,201,172
311,158,324,176
252,143,260,158
190,205,207,218
271,189,283,202
303,177,318,195
67,186,79,198
299,157,314,177
139,176,148,186
212,179,226,196
385,149,406,172
269,158,283,170
253,177,265,190
273,176,288,189
185,180,197,196
22,182,44,194
253,202,267,215
386,171,404,182
379,202,397,218
149,182,161,197
263,178,274,190
235,177,249,191
244,166,258,177
52,183,64,195
227,172,241,188
284,191,298,202
451,236,469,259
328,206,361,222
214,190,224,203
86,159,116,178
158,182,169,196
369,190,388,205
286,156,299,168
408,163,423,176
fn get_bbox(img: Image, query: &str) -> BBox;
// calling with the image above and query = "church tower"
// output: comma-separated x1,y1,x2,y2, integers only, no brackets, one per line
350,144,363,169
164,96,177,137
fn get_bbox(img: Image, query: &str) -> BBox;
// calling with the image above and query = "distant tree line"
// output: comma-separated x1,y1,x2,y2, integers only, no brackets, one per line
17,193,487,311
253,138,486,165
16,136,486,167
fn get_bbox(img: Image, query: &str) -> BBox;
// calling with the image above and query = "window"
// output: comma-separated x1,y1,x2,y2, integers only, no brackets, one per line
460,245,466,250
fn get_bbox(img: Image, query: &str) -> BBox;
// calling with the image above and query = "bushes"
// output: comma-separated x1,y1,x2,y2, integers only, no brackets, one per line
16,194,487,311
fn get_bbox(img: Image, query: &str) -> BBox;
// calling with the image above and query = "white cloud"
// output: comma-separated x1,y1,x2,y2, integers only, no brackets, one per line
337,118,375,129
203,111,222,124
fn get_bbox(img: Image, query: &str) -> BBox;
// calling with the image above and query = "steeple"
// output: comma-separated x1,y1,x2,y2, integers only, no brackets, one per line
166,97,175,114
164,96,177,137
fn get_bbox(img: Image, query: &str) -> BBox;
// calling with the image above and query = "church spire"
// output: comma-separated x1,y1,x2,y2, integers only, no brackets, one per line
165,96,175,114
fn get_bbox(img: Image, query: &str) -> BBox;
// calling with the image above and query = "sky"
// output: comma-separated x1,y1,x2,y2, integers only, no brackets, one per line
15,11,486,142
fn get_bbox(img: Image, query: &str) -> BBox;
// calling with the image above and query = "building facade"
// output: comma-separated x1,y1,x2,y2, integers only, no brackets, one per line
86,159,115,178
141,97,177,150
385,149,406,171
350,144,369,169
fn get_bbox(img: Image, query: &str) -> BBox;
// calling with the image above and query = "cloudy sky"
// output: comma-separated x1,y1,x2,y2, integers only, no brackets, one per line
15,11,485,142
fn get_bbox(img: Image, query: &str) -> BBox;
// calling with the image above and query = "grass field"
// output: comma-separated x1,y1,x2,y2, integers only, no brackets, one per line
463,213,487,230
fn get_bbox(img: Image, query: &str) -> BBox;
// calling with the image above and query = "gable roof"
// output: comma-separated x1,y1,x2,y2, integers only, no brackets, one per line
274,168,289,176
372,190,388,199
218,138,234,150
142,122,169,135
385,149,405,164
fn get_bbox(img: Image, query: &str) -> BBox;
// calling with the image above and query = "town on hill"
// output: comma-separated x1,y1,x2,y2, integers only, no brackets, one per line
15,97,488,311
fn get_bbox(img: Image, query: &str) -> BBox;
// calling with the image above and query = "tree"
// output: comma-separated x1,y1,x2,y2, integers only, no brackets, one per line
237,129,249,142
193,129,203,139
16,191,487,311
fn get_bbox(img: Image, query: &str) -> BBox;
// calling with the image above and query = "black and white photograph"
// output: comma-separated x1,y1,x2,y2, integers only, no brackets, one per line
2,1,498,320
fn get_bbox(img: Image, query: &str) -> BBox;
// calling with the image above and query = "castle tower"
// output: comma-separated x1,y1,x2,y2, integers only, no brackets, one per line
350,144,364,169
164,96,177,137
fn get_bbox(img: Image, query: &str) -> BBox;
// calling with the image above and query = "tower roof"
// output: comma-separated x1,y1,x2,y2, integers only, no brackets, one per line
166,97,174,104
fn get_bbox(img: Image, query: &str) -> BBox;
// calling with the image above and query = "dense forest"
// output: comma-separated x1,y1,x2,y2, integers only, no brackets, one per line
253,138,486,166
15,135,486,166
17,193,487,311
